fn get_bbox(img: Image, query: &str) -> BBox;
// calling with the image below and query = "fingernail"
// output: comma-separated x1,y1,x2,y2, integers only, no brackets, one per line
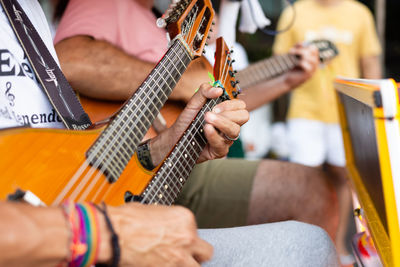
207,112,216,121
213,107,221,114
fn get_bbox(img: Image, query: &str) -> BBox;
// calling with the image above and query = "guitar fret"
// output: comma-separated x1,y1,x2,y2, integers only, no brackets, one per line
281,55,295,69
274,55,285,71
165,53,183,78
251,62,264,83
144,96,219,205
85,39,196,199
86,40,193,181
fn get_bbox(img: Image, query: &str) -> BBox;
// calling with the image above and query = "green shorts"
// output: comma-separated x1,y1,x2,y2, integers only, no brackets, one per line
175,158,260,228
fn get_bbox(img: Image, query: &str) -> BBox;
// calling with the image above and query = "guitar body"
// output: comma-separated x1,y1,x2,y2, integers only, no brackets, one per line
0,127,156,206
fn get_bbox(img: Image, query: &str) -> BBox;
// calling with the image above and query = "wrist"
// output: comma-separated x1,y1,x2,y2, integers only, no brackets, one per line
97,208,113,264
137,139,156,171
147,126,177,166
281,74,294,93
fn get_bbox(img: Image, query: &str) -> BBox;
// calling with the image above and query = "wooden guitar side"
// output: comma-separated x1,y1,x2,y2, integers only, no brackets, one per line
0,127,158,206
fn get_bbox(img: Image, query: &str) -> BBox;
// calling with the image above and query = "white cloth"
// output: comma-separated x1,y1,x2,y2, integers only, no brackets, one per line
218,0,270,46
0,0,63,129
239,0,270,34
287,119,346,167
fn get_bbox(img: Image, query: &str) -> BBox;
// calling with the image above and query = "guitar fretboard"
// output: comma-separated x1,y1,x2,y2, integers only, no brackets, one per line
87,40,192,182
140,97,223,205
237,54,298,89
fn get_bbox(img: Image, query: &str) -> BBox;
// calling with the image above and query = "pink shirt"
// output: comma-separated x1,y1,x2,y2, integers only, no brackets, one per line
54,0,168,62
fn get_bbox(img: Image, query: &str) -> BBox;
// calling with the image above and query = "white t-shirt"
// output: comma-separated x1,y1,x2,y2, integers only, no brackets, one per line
0,0,64,129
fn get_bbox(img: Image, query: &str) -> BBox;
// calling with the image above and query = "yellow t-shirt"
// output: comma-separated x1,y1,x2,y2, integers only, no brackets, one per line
273,0,381,123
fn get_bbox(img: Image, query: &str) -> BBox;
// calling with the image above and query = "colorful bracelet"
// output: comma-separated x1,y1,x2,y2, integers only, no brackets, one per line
61,201,101,267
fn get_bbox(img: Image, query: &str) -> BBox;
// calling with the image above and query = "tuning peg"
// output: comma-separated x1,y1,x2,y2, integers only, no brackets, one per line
156,18,167,28
229,59,236,66
229,70,235,77
230,80,240,88
230,50,234,54
202,50,206,54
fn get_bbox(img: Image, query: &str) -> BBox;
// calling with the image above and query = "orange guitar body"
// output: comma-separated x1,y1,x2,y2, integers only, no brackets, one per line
0,127,156,206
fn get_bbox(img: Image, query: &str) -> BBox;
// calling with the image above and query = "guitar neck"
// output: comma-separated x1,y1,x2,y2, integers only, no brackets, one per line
87,39,192,183
237,54,298,89
140,97,223,205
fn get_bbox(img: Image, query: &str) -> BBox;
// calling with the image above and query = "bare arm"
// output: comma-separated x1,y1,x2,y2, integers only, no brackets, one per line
0,202,212,267
360,55,382,79
55,36,210,102
238,44,319,111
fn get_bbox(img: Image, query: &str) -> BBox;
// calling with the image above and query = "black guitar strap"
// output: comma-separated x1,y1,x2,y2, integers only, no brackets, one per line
0,0,92,130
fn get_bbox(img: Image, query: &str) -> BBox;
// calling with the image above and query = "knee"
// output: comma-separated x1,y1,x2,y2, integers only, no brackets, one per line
285,221,339,267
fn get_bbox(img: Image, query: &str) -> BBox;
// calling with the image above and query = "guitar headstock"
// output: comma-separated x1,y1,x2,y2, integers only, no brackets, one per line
310,39,339,64
213,37,240,99
157,0,214,58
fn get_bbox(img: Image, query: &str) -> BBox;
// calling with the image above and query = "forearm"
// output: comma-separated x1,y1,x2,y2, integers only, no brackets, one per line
0,202,69,267
360,55,382,79
55,36,211,103
0,202,112,267
148,126,178,166
55,36,156,101
239,74,291,111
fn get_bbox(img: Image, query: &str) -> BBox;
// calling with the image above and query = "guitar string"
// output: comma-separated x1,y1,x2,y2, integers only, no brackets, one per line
145,61,232,204
62,59,170,202
53,40,188,205
95,16,201,203
144,101,211,203
145,51,232,204
78,52,179,203
89,44,191,203
82,45,187,203
55,13,229,205
95,22,200,203
142,45,232,203
83,60,176,203
76,50,181,202
144,100,214,204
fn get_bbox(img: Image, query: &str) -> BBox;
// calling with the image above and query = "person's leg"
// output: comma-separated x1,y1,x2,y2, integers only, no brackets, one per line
246,160,338,239
176,158,338,238
199,221,339,267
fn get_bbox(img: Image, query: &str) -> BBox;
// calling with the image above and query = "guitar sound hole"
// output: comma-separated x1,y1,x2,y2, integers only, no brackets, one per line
124,191,143,203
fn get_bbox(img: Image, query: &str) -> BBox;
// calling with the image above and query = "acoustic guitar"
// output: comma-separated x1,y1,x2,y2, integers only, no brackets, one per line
81,39,339,137
126,37,239,205
236,39,338,89
0,0,214,206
